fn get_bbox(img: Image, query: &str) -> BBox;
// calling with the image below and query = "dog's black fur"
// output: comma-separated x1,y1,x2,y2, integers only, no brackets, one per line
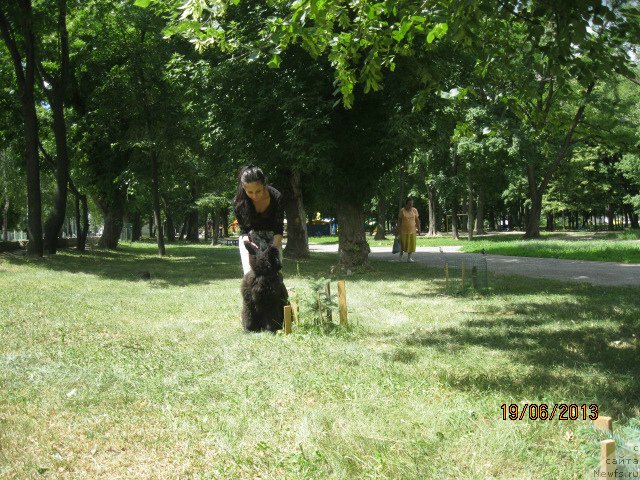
240,239,288,332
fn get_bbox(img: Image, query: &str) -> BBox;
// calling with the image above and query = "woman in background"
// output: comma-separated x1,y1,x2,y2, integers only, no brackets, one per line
396,197,420,262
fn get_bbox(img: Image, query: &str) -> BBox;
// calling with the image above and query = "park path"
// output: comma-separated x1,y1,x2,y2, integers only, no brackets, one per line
307,244,640,287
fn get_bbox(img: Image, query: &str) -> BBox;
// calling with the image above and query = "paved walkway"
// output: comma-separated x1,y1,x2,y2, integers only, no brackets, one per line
308,244,640,287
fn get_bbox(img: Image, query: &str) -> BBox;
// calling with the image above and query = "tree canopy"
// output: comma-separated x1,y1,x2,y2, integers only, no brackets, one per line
1,0,639,263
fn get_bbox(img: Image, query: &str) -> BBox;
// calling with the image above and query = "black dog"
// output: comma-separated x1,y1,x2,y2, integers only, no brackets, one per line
240,239,288,332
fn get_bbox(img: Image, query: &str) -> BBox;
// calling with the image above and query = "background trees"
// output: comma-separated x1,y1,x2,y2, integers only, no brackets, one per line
1,0,639,263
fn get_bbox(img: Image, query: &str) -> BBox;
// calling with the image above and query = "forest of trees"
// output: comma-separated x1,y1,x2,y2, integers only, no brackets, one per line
1,0,640,267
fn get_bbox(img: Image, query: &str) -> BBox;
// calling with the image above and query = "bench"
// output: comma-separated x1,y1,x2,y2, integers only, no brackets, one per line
223,238,239,246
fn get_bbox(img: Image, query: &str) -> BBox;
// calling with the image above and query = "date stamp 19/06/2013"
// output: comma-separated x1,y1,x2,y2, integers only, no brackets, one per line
500,403,599,421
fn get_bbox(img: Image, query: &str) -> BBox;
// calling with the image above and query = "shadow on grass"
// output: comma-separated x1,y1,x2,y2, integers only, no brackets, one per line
328,257,640,418
0,243,344,287
1,243,245,286
3,245,638,418
406,287,638,417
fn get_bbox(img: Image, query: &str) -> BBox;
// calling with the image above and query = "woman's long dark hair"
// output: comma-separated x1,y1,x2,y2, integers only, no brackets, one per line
233,165,267,217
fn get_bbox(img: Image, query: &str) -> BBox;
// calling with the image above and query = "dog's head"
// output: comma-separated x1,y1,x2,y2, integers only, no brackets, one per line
244,240,281,275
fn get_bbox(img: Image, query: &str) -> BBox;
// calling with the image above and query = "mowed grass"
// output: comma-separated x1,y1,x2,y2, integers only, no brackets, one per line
1,243,639,479
310,230,640,263
463,237,640,263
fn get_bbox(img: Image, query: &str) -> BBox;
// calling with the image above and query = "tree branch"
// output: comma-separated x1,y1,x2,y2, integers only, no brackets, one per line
36,58,56,88
539,81,595,194
497,0,540,26
618,71,640,87
39,141,81,196
0,9,26,94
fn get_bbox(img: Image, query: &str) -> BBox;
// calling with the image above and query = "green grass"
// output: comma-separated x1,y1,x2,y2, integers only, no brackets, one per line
463,238,640,263
310,230,640,263
1,243,639,479
307,235,340,244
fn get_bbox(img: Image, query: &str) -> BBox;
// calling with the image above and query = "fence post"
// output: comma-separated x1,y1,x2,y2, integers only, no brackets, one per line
337,280,347,326
594,416,613,433
600,440,616,477
284,305,292,334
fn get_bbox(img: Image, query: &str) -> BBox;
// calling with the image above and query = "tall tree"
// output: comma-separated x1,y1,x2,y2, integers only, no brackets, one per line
0,1,43,255
36,0,72,253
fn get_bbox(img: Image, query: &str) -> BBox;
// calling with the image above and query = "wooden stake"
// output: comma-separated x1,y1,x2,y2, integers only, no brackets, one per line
471,265,478,289
284,305,292,334
600,439,616,477
461,261,465,290
337,280,347,326
594,416,613,433
325,282,333,322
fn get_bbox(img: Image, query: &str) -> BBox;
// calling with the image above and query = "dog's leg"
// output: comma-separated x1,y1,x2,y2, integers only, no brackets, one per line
242,305,262,332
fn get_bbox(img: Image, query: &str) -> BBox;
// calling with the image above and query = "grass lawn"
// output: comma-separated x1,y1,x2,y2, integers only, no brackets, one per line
1,243,639,479
310,230,640,263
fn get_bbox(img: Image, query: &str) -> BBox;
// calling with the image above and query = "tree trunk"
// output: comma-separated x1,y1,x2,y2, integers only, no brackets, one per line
607,204,615,231
450,148,460,240
475,189,485,235
488,208,496,231
631,212,639,229
466,171,474,241
211,209,219,245
283,170,309,258
179,215,188,241
451,201,460,240
2,192,8,242
524,82,595,238
623,209,629,228
336,200,370,268
66,173,88,251
525,191,543,239
41,0,70,255
222,207,229,237
546,212,555,231
374,195,387,240
185,209,199,242
204,213,210,241
161,195,175,243
183,185,198,242
132,212,142,241
73,194,80,242
150,150,165,256
77,193,89,251
42,93,69,254
1,3,43,256
164,208,175,242
97,201,124,249
427,184,437,236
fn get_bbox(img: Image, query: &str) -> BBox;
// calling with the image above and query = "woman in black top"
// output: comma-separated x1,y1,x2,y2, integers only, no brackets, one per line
233,166,284,274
